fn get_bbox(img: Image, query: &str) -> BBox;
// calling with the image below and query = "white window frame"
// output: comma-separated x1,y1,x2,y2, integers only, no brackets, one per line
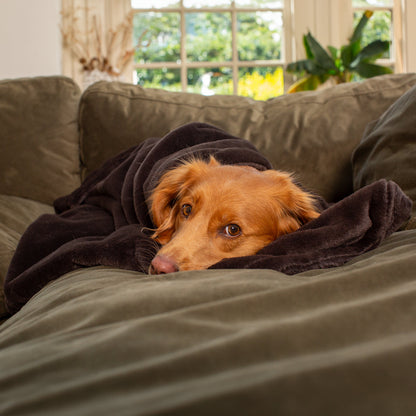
131,0,292,93
352,1,398,72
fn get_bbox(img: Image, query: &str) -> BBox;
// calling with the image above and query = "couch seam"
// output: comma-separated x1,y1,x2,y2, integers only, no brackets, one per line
79,76,416,112
80,88,263,111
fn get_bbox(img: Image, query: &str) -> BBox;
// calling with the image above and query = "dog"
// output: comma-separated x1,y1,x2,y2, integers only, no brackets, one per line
148,156,320,274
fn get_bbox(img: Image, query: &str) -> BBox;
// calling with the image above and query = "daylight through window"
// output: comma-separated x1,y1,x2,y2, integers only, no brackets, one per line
131,0,285,99
130,0,398,97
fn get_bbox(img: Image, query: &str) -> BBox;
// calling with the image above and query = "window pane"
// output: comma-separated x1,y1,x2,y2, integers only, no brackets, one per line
235,0,283,8
133,13,180,63
238,67,284,99
187,68,233,95
237,12,282,61
186,13,232,62
353,10,392,58
184,0,230,7
131,0,180,8
134,68,182,91
352,0,393,6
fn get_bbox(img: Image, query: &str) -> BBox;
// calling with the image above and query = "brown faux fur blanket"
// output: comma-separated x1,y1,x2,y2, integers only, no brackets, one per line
4,123,412,314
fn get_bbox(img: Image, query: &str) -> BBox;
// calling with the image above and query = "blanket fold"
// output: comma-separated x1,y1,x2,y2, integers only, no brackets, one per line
4,122,412,315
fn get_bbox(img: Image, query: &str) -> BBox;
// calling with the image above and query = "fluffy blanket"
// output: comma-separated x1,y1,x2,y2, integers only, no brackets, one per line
4,123,412,314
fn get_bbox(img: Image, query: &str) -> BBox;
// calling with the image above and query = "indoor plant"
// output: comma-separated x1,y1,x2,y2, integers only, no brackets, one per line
286,10,392,93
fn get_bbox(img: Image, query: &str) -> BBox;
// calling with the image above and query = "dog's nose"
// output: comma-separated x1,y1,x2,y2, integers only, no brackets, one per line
149,255,179,275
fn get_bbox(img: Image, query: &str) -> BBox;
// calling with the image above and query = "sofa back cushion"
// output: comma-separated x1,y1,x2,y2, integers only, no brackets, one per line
79,73,416,202
353,84,416,216
0,77,81,204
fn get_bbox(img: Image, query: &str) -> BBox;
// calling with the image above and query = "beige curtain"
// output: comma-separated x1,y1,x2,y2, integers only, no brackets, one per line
393,0,404,73
291,0,353,61
61,0,132,88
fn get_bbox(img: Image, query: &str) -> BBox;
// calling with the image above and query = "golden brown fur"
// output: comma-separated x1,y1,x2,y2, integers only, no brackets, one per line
149,156,319,274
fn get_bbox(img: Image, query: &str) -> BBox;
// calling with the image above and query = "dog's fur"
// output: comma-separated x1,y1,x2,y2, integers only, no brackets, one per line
149,157,320,274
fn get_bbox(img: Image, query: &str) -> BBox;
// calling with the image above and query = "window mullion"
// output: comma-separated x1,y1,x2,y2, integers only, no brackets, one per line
393,0,403,72
130,0,287,98
180,0,187,91
231,1,238,95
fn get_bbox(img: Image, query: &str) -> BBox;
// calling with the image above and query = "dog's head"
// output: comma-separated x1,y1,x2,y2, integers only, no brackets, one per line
149,157,319,273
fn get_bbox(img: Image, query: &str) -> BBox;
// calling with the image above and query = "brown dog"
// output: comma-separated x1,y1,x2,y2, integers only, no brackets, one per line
149,157,319,274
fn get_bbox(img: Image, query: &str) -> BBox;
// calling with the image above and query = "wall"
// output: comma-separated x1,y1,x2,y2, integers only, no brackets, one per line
0,0,61,79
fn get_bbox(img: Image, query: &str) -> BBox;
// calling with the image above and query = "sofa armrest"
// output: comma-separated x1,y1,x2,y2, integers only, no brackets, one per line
0,76,82,205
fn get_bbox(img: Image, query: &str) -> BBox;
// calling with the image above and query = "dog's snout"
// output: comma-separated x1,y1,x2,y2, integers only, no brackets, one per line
149,255,179,275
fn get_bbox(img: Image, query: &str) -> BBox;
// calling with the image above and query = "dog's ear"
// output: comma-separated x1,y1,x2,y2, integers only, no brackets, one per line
263,170,320,235
150,157,219,244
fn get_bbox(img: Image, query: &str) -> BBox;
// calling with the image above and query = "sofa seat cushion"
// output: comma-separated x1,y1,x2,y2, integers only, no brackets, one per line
0,76,82,205
1,229,416,414
79,74,416,202
0,195,54,319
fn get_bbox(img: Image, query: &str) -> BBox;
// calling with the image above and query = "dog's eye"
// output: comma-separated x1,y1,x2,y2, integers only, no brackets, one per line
224,224,241,237
181,204,192,218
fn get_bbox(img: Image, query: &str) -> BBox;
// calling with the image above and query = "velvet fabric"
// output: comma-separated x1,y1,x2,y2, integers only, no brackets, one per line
0,77,81,204
353,85,416,216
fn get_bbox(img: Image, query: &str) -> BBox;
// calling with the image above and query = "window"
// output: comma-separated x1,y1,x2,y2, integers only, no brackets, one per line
131,0,286,99
352,0,396,70
125,0,411,97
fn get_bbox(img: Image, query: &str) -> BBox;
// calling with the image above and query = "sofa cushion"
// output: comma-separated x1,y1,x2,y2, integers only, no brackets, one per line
79,73,416,202
352,85,416,216
1,233,416,413
0,76,82,204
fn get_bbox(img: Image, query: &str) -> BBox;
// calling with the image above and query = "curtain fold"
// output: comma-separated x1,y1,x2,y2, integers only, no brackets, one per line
61,0,132,88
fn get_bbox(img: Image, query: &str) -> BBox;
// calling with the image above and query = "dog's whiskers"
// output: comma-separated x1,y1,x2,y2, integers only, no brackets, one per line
136,238,160,273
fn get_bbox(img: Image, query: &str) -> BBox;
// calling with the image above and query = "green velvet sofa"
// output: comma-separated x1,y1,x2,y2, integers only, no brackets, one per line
1,73,416,415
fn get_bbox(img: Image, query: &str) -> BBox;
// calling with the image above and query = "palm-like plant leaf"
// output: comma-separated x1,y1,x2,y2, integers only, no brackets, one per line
287,75,324,93
340,43,353,68
327,45,339,61
286,10,391,93
286,58,328,76
354,61,393,78
341,40,362,68
286,59,310,74
304,32,338,73
303,34,314,60
350,10,373,43
350,40,390,67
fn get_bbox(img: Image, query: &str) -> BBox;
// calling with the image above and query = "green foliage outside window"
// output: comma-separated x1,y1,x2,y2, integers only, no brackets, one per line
132,5,393,97
134,13,180,63
133,10,283,99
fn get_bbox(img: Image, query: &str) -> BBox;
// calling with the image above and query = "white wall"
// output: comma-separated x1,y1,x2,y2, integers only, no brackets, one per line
0,0,62,79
